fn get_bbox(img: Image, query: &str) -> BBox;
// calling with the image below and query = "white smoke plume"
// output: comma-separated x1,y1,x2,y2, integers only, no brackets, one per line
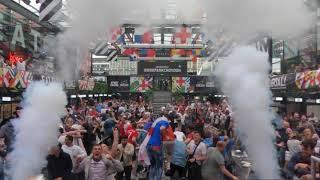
215,46,278,179
205,2,315,177
55,0,166,79
55,0,206,80
203,0,315,40
9,82,67,180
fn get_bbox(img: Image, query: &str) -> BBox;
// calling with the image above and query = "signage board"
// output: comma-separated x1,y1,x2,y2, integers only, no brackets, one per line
194,76,215,92
138,61,187,76
270,73,295,90
107,76,130,92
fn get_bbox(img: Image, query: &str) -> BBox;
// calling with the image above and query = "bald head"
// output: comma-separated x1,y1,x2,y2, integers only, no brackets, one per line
216,141,226,152
283,121,290,129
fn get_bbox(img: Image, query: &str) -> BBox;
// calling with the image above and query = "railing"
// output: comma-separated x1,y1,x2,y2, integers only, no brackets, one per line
122,43,204,49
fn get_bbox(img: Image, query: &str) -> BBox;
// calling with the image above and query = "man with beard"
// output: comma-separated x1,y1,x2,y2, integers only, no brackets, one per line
74,144,123,180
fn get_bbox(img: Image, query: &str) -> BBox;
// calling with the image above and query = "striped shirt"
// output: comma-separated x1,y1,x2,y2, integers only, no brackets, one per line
88,159,106,180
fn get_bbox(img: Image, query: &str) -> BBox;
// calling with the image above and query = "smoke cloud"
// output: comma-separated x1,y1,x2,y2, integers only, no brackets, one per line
54,0,207,80
215,46,278,179
9,82,67,180
203,0,314,40
55,0,167,80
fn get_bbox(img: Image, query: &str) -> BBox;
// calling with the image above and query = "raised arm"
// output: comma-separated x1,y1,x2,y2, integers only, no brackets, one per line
110,128,119,158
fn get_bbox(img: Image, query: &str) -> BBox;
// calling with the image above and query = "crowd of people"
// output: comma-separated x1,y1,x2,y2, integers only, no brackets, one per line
275,111,320,179
0,95,319,180
6,96,237,180
42,96,238,180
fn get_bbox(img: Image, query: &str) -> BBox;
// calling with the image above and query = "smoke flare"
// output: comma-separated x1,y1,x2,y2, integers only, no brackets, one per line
215,46,278,179
9,82,67,180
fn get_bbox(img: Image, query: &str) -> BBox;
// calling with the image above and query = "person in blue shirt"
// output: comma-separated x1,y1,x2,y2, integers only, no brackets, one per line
96,103,103,113
165,138,188,179
147,117,170,180
203,130,213,148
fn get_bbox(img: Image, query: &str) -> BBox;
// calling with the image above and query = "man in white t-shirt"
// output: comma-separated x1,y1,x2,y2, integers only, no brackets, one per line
186,131,207,180
62,135,87,180
174,127,186,142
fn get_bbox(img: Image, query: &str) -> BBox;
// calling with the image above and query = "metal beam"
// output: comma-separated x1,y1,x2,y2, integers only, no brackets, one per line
93,56,200,61
122,44,204,49
122,23,202,28
0,0,60,32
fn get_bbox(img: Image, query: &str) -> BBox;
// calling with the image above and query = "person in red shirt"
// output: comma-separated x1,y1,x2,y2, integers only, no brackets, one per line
127,122,138,146
185,127,194,144
126,122,139,176
117,114,127,138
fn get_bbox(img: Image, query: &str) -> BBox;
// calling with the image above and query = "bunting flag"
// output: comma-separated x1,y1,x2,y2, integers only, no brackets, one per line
2,67,31,88
130,76,153,92
25,71,32,86
3,68,14,87
140,49,156,57
190,55,197,63
125,33,134,43
295,70,320,89
79,77,95,91
110,27,125,44
129,53,139,61
172,77,191,93
174,27,192,44
171,49,185,57
9,71,28,88
192,49,202,56
80,53,92,75
171,49,193,57
0,68,3,87
134,28,153,44
122,48,138,56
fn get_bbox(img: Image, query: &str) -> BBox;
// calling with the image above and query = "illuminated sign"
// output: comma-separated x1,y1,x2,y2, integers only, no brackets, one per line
2,97,11,102
8,52,25,65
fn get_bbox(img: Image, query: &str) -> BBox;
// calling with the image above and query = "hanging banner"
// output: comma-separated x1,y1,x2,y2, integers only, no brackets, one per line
79,77,95,91
130,76,153,93
138,61,187,76
172,77,194,93
270,74,295,90
2,67,31,88
107,76,130,92
295,69,320,90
